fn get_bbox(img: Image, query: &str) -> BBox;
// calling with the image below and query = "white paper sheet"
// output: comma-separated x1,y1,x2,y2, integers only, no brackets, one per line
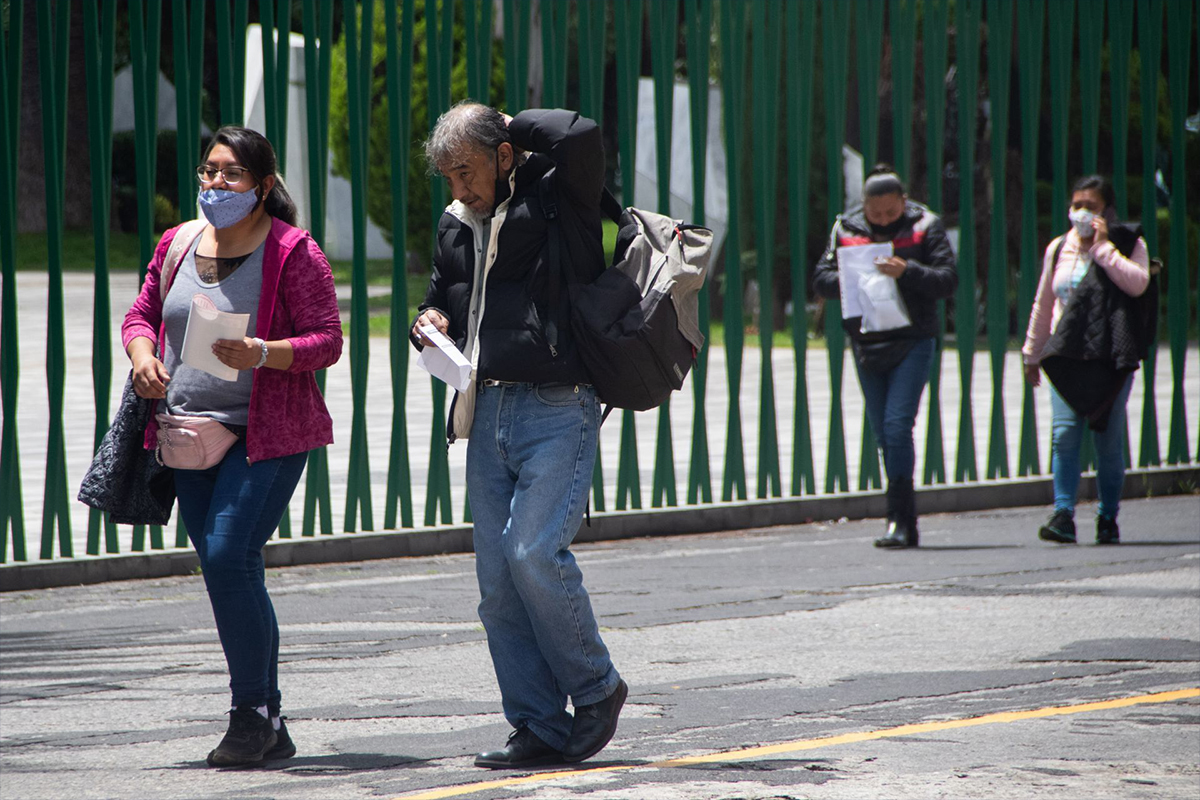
179,294,250,382
416,325,473,393
836,242,894,320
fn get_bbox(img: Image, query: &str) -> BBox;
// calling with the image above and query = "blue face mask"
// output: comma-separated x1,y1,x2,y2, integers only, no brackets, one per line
198,187,260,228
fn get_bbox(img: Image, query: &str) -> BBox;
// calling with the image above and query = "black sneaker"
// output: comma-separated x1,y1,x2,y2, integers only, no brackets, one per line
1038,509,1077,544
207,707,278,767
1096,515,1120,545
264,717,296,760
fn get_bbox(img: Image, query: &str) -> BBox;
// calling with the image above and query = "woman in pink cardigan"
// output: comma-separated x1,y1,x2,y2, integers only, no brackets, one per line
122,127,342,767
1022,175,1150,547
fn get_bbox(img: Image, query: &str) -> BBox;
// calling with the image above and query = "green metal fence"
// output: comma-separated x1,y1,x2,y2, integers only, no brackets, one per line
1,0,1197,564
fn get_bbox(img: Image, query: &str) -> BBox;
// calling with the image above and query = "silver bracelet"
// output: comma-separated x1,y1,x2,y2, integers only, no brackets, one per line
251,337,269,369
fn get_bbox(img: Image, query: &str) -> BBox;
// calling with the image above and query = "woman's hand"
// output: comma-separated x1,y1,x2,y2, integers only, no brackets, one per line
132,354,171,399
876,256,908,279
413,309,450,347
212,337,262,370
1024,363,1041,387
1091,215,1108,245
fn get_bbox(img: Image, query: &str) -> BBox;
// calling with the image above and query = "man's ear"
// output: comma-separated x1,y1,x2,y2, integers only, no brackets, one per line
496,142,515,173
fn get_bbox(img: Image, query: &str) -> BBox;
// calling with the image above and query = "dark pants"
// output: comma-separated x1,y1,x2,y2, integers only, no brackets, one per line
175,439,306,710
853,338,936,484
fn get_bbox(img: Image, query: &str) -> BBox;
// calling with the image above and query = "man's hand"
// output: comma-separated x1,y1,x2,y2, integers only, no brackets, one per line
1024,363,1041,387
413,309,450,347
131,354,171,399
212,337,262,370
876,256,908,279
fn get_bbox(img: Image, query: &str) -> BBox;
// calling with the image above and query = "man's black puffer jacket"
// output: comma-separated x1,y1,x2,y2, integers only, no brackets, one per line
812,200,958,371
413,108,605,385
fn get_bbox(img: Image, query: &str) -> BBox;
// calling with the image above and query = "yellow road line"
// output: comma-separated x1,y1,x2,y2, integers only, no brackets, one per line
395,687,1200,800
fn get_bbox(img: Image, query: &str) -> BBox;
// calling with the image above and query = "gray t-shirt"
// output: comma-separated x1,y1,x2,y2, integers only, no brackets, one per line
161,236,265,425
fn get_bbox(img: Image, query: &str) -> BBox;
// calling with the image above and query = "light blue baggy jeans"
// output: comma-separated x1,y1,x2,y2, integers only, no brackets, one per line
466,381,620,751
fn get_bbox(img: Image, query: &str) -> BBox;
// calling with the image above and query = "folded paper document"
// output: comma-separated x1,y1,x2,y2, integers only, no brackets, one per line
416,325,473,392
180,294,250,382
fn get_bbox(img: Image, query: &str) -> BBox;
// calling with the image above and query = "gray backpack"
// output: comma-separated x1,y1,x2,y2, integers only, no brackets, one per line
542,172,713,412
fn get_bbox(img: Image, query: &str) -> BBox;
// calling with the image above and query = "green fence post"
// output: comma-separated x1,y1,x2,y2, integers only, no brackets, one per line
889,0,916,182
215,0,250,126
953,0,980,484
922,0,949,485
0,0,26,562
1109,0,1135,468
261,0,292,172
1137,0,1162,467
541,0,569,108
83,0,119,555
853,0,883,491
750,0,782,499
465,0,494,103
614,0,643,509
1016,0,1044,477
128,0,163,551
719,0,747,501
173,0,205,227
35,0,72,560
343,0,375,531
786,0,816,496
984,0,1011,480
821,0,850,493
384,0,417,530
1196,0,1199,466
1165,0,1192,464
425,0,455,525
1047,0,1074,237
1079,0,1104,174
302,0,335,535
650,0,679,507
579,0,608,510
503,0,532,113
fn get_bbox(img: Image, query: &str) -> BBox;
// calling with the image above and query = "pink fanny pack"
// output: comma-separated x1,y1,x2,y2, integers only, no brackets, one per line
155,413,239,470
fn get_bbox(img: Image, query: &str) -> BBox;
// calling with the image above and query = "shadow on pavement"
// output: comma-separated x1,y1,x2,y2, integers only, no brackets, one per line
908,545,1023,551
164,753,430,773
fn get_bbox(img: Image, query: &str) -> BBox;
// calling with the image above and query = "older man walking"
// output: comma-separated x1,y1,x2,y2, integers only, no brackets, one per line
411,102,627,769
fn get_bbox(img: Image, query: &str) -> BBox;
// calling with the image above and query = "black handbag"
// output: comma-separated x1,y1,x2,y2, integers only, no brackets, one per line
78,371,175,525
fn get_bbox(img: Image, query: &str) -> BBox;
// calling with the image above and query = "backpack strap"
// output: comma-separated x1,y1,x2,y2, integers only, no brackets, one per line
160,218,208,302
539,168,561,357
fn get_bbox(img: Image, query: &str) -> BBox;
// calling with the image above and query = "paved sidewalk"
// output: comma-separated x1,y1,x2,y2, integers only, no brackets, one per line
5,271,1199,562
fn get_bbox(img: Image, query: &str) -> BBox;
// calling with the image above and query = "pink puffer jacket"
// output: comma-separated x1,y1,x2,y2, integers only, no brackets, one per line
121,217,343,463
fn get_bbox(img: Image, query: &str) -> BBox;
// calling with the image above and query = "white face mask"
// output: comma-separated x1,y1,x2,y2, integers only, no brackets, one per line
1069,207,1097,238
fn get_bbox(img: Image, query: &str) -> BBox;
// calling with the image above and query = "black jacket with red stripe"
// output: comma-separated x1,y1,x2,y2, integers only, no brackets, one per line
813,200,957,370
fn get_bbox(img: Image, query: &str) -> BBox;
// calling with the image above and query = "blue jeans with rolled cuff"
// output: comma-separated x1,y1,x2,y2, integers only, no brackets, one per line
174,438,307,710
466,381,621,751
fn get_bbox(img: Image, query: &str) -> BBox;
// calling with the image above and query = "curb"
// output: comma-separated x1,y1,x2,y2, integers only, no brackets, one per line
2,466,1196,592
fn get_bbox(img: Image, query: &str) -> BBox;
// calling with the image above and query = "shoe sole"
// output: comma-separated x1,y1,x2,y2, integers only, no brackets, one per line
474,753,565,770
874,539,909,549
1038,527,1076,544
264,741,296,760
563,680,628,763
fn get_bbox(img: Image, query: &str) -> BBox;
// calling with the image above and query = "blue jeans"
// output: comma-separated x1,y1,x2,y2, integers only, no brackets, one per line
174,439,307,710
853,338,936,482
1050,375,1133,519
466,382,620,751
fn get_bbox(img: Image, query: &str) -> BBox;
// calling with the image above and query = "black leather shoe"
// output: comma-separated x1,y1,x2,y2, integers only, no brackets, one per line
563,679,628,763
474,726,564,770
207,707,277,767
1038,509,1077,544
874,519,916,549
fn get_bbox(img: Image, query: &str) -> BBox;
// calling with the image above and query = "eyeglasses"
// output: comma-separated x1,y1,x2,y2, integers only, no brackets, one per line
196,165,250,186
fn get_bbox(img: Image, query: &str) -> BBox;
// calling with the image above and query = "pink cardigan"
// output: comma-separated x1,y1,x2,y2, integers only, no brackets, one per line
1022,229,1150,366
122,218,343,463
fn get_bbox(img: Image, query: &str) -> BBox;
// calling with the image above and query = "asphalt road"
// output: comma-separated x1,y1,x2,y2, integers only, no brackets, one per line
2,496,1199,800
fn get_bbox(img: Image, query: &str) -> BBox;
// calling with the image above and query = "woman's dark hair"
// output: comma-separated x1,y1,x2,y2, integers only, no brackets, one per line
201,126,298,226
864,162,906,197
1071,174,1116,210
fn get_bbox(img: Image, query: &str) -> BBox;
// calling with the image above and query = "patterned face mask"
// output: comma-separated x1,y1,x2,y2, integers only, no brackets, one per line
197,187,260,228
1069,207,1097,238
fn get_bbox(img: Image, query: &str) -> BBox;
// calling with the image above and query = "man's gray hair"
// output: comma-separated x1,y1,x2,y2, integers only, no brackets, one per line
424,101,510,174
